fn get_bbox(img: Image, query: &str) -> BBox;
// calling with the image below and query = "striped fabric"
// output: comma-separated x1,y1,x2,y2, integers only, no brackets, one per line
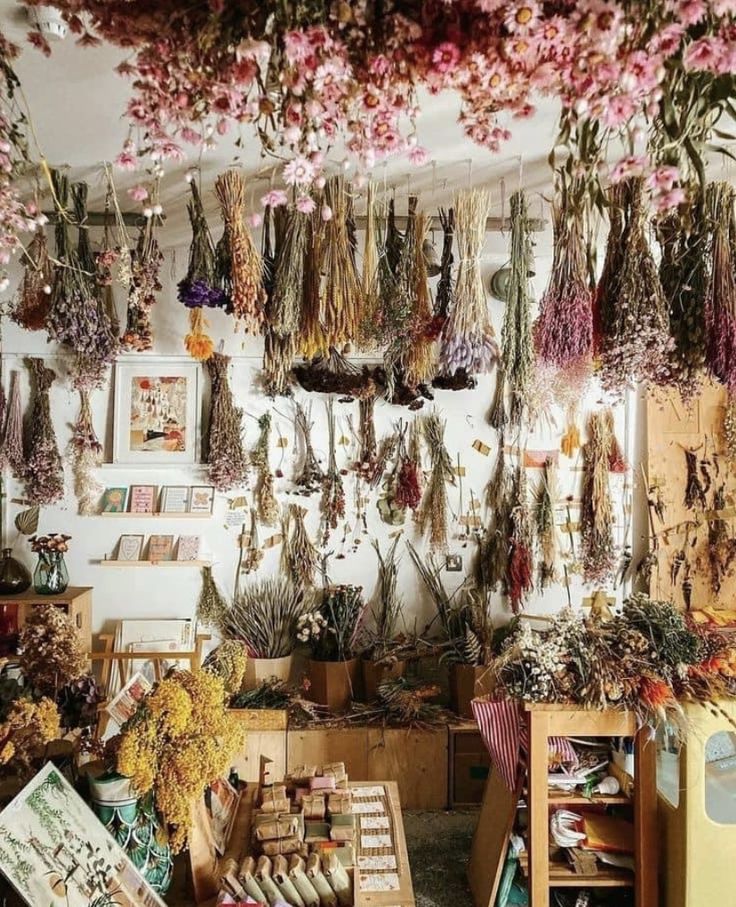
471,698,578,790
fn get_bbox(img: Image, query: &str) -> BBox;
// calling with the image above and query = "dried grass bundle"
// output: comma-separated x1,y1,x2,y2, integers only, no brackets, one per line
271,208,308,337
418,411,455,552
395,421,422,511
251,413,280,526
321,176,363,350
283,504,320,587
507,465,533,613
197,564,228,627
23,357,63,506
481,440,513,592
405,210,437,388
435,207,455,323
300,208,327,359
705,181,736,394
502,191,534,426
383,197,420,395
215,169,265,334
440,189,498,377
69,389,103,516
356,393,377,479
12,227,51,331
367,536,405,658
293,401,324,495
320,398,346,545
262,205,296,397
1,370,24,479
535,458,558,590
595,181,627,354
206,352,249,491
224,576,307,658
581,410,616,585
358,182,383,351
241,508,263,576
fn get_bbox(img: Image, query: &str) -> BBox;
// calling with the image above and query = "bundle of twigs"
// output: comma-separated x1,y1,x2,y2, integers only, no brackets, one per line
283,504,320,587
320,398,346,545
222,576,307,658
418,410,455,552
320,176,363,350
366,536,405,660
440,189,498,377
502,191,534,426
69,389,103,516
205,352,249,491
581,410,616,585
12,227,52,331
251,413,280,526
293,401,324,494
215,169,265,334
262,205,296,397
120,215,163,352
23,357,64,506
0,371,24,479
705,181,736,395
535,457,558,590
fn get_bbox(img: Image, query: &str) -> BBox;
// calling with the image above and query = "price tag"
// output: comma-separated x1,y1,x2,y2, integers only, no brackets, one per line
472,439,491,456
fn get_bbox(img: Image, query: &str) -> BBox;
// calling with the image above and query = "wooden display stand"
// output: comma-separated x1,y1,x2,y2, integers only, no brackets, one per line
2,586,93,653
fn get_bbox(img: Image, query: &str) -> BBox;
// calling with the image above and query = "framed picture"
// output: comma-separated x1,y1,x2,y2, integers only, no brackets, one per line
161,485,190,513
101,486,128,512
129,484,157,513
113,359,201,465
177,535,201,561
104,671,152,728
118,534,144,561
148,534,174,562
189,485,215,514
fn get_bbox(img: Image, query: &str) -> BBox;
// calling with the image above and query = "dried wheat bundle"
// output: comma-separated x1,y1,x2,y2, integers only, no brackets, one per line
206,352,249,491
69,389,103,516
12,227,52,332
418,411,455,552
321,176,363,350
581,410,616,585
283,504,320,587
252,413,280,526
502,190,534,425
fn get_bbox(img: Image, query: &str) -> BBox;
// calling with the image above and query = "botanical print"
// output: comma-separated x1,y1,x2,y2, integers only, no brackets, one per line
129,376,187,454
0,763,166,907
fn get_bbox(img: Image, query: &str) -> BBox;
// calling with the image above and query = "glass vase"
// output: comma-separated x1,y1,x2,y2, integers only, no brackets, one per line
33,552,69,595
0,548,31,595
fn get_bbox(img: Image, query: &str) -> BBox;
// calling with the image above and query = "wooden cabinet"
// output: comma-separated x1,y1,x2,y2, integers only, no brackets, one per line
2,586,93,653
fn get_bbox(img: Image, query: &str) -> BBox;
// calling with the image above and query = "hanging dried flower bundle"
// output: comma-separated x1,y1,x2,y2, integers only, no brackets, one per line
69,389,103,515
300,206,327,360
502,191,534,426
594,181,626,355
405,210,437,389
12,226,52,331
707,484,736,594
481,439,513,593
418,410,455,552
358,182,383,351
320,176,363,352
705,181,736,395
533,183,593,379
251,412,280,526
599,178,672,395
395,421,422,512
507,465,534,613
215,169,265,333
356,392,378,480
206,352,249,491
440,189,498,378
293,401,324,495
262,205,295,397
24,357,64,506
293,346,379,398
270,206,308,339
535,458,558,590
383,197,420,396
434,207,455,324
376,426,406,526
283,503,319,587
581,410,616,585
1,370,24,479
121,215,163,352
320,398,346,545
241,507,263,575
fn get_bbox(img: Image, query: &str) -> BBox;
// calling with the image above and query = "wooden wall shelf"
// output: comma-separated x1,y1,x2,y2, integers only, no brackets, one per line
98,512,211,519
96,559,211,567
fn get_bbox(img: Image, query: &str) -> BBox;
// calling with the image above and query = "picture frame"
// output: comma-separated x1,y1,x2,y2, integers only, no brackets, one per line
148,534,174,562
101,486,128,512
118,534,144,561
104,670,152,729
189,485,215,514
129,484,157,513
177,535,201,561
161,485,190,513
113,358,201,465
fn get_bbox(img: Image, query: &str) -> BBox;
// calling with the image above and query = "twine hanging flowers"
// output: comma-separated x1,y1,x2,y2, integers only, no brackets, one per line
581,410,616,585
704,181,736,395
1,370,24,480
205,352,249,492
23,357,64,506
320,398,346,545
293,401,324,495
69,389,103,516
418,410,455,552
251,412,280,526
320,176,363,352
121,214,163,352
12,226,52,332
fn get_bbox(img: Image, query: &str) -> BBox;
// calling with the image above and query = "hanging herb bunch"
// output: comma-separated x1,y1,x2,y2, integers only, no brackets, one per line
598,178,672,396
262,205,295,397
395,421,422,512
356,392,378,481
704,181,736,396
404,209,438,390
121,208,163,352
0,370,24,479
320,398,346,545
283,503,320,588
535,457,558,590
24,357,64,506
507,465,534,613
205,352,249,492
358,182,385,351
251,412,280,526
533,180,593,383
300,202,327,361
418,410,455,552
179,180,228,361
293,400,324,495
580,410,616,585
215,169,265,334
501,190,534,426
594,181,626,356
434,207,455,325
481,440,513,593
69,389,103,516
440,189,498,382
12,225,52,332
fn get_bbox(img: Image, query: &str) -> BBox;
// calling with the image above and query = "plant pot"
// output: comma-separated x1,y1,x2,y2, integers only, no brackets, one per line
33,552,68,595
0,548,30,595
361,658,406,702
88,768,173,895
449,663,495,719
307,658,360,713
243,654,293,690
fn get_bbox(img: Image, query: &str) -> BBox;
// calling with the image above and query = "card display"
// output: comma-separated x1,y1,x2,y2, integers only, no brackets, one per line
177,535,201,561
359,872,400,891
129,484,157,513
360,834,392,849
161,485,190,513
118,534,144,561
101,487,127,512
360,816,390,830
148,534,174,561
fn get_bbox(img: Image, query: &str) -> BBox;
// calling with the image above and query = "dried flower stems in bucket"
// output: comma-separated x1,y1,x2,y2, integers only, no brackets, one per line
705,181,736,395
440,188,498,377
502,190,534,426
581,410,616,585
215,169,265,333
70,389,103,515
252,413,280,526
419,410,455,552
206,352,249,491
24,357,64,506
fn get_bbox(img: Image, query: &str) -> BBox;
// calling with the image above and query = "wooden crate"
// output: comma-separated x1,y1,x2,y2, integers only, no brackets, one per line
5,586,92,653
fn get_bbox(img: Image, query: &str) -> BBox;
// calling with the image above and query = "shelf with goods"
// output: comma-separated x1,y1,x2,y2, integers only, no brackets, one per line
96,559,211,567
98,511,211,519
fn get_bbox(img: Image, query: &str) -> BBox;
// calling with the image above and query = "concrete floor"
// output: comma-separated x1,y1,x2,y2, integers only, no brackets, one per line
403,810,477,907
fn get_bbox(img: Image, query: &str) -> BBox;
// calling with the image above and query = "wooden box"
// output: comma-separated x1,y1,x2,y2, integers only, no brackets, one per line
4,586,92,653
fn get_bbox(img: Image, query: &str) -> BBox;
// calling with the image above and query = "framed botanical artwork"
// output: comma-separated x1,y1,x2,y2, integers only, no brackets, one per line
118,534,144,561
129,484,157,513
189,485,215,514
113,358,201,465
148,534,174,562
176,535,201,561
101,486,128,512
161,485,190,513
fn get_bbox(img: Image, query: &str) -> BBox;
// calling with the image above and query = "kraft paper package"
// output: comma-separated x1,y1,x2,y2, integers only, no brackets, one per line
237,856,269,904
329,813,355,843
273,854,306,907
302,793,327,819
259,797,291,815
217,857,248,901
327,791,353,815
306,852,338,907
254,814,300,842
323,850,353,907
255,855,284,907
288,854,321,907
262,834,304,856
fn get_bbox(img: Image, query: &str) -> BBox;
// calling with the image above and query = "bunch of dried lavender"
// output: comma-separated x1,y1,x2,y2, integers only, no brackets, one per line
12,227,52,332
0,371,24,479
69,389,103,515
320,399,346,545
283,503,320,588
293,401,324,494
418,410,455,552
580,410,616,585
705,181,736,395
121,215,163,352
251,412,280,526
501,191,534,426
206,352,249,491
23,357,64,506
535,458,558,590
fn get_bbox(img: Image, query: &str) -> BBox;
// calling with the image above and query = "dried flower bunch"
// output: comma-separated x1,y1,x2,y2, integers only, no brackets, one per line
394,422,422,512
320,399,346,545
114,669,243,852
203,639,248,696
19,603,85,697
23,357,64,505
271,206,308,340
196,564,228,628
580,410,616,585
220,575,307,658
293,401,324,495
206,352,249,491
304,584,366,663
481,440,513,594
418,410,455,552
0,370,24,479
283,503,320,587
69,389,103,515
251,412,280,526
240,507,263,576
356,393,378,480
358,182,383,351
704,181,736,395
121,213,163,352
0,697,60,780
364,536,405,661
215,169,265,333
506,465,534,613
12,226,52,332
535,458,558,591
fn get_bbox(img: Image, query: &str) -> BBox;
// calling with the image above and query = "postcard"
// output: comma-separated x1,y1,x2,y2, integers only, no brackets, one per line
118,534,144,561
148,534,174,562
129,484,157,513
105,671,152,728
101,487,128,513
161,485,190,513
176,535,201,561
189,485,215,514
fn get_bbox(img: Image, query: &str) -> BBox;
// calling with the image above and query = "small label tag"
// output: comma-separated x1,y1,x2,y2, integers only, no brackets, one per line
264,534,283,549
453,465,466,477
472,439,491,456
277,436,289,448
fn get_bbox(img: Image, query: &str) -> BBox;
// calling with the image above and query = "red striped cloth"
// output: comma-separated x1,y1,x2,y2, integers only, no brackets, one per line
471,698,578,790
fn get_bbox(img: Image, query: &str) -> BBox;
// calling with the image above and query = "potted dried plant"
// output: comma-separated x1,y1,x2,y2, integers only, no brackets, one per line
221,576,307,689
360,538,407,701
299,584,366,713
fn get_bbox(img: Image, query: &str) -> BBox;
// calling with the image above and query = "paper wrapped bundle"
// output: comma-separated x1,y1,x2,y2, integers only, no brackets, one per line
328,791,353,815
302,793,327,819
306,853,338,907
304,821,331,843
289,855,321,907
260,797,291,814
254,814,300,842
262,835,305,856
289,765,318,784
314,842,354,868
237,856,269,904
322,762,346,777
255,856,284,907
273,854,307,907
329,813,355,843
310,775,337,793
260,784,290,814
323,851,353,907
218,857,248,901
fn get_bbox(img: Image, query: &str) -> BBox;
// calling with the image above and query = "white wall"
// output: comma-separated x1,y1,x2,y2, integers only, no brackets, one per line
1,219,636,638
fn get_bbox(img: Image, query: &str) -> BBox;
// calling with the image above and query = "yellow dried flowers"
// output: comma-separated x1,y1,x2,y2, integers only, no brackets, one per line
0,697,61,778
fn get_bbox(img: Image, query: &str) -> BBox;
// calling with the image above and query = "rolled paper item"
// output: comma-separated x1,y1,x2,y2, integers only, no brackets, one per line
259,797,291,814
254,815,300,842
310,776,337,793
304,821,331,843
256,855,284,907
322,851,353,907
238,856,270,904
302,793,327,819
306,853,338,907
288,855,321,907
262,835,303,857
272,854,306,907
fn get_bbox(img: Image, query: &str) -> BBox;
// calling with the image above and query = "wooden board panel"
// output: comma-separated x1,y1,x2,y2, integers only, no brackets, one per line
467,764,520,907
368,727,448,810
287,727,371,780
233,730,287,784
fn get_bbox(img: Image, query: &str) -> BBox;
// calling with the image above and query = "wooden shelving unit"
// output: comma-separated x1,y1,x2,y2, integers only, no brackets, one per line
96,559,211,567
98,511,211,519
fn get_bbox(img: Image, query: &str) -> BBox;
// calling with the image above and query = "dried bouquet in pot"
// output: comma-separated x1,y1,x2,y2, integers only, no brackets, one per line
298,584,366,663
219,576,308,660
